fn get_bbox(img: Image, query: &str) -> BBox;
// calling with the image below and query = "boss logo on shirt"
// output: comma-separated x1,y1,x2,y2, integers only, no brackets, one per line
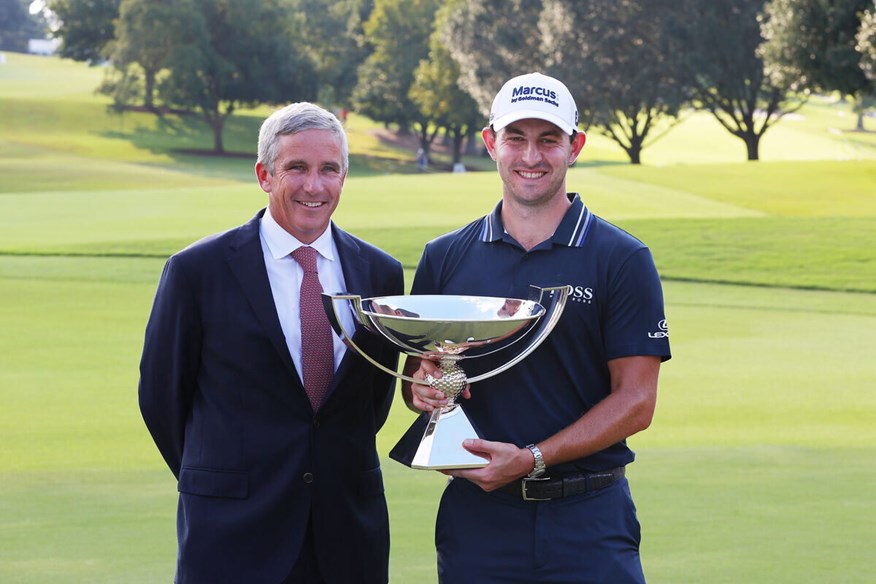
570,285,594,304
648,319,669,339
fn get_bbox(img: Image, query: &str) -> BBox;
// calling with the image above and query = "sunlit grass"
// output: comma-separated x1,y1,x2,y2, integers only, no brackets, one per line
1,50,875,584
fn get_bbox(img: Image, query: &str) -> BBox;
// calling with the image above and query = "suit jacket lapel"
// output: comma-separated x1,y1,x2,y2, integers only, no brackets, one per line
334,224,369,297
331,225,374,384
226,210,299,385
225,218,384,411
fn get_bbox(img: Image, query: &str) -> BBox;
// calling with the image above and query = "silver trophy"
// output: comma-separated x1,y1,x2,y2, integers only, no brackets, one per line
322,285,571,470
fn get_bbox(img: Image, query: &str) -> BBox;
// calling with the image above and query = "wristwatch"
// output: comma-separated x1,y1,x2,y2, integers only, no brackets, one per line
526,444,546,478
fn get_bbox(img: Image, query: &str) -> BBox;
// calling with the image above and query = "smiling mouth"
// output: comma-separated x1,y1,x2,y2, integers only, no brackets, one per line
518,170,546,179
298,201,324,208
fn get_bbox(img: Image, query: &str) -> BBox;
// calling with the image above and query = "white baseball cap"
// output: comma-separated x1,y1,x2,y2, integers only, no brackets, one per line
489,72,580,136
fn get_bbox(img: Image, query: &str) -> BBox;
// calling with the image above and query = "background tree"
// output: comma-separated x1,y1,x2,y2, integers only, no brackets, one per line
49,0,119,63
441,0,546,111
0,0,47,51
352,0,442,160
442,0,689,165
760,0,873,130
858,4,876,86
158,0,318,153
101,0,179,111
678,0,804,161
410,24,482,170
293,0,373,108
541,0,690,164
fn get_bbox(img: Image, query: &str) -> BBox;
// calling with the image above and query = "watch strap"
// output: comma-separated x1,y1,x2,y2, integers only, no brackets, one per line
526,443,546,478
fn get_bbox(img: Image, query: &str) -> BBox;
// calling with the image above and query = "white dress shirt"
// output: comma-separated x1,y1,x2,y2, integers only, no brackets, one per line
259,207,353,381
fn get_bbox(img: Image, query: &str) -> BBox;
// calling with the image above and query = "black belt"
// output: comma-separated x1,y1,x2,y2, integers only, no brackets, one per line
498,467,626,501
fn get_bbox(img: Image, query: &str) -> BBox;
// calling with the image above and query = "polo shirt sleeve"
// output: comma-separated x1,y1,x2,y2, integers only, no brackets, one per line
603,247,671,362
411,243,441,295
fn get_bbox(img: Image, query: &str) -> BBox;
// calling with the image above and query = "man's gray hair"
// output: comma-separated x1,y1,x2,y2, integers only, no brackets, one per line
257,102,349,175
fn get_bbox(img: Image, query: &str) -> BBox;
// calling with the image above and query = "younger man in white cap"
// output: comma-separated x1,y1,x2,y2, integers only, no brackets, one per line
402,72,671,582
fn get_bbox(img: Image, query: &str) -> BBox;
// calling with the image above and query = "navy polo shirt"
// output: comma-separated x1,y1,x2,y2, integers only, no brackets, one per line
410,194,671,472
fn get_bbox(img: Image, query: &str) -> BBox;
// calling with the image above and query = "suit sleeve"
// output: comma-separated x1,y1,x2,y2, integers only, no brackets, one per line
138,256,201,478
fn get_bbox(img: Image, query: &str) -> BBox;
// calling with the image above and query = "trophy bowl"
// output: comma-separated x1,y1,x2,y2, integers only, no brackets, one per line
363,295,544,358
322,285,571,470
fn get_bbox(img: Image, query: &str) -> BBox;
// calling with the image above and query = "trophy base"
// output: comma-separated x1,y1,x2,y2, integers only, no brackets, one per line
389,406,488,470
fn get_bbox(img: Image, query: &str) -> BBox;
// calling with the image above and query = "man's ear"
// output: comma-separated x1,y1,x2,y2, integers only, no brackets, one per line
568,132,586,165
255,162,272,193
481,126,497,161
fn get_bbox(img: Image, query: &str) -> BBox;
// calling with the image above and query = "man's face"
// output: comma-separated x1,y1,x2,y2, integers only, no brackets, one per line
482,118,585,208
256,129,346,243
497,298,522,317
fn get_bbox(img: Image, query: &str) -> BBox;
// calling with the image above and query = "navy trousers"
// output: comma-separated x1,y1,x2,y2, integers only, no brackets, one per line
436,476,646,584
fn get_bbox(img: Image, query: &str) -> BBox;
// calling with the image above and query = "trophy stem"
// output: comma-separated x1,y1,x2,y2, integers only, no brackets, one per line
406,357,488,469
425,357,467,405
410,402,488,470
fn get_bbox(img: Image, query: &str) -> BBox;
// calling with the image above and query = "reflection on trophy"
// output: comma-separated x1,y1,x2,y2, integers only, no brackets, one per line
322,285,571,470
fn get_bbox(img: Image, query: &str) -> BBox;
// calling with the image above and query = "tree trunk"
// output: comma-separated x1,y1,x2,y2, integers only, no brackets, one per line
626,145,642,165
144,69,156,111
745,134,760,161
623,132,645,165
212,119,225,154
452,131,464,165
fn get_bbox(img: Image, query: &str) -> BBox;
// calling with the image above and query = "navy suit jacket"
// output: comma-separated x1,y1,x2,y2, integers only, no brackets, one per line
139,210,404,583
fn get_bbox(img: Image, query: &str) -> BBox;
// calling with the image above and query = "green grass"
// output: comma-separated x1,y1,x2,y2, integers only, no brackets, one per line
628,216,876,292
635,446,876,583
1,52,875,583
598,160,876,217
3,265,874,583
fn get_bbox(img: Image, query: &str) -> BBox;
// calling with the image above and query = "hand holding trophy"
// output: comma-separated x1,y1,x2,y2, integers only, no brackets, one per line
322,285,571,470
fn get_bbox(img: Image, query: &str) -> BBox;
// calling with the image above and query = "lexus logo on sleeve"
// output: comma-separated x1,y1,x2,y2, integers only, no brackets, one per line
648,319,669,339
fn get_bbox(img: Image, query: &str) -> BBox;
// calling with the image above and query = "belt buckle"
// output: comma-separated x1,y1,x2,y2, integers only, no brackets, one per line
521,476,550,501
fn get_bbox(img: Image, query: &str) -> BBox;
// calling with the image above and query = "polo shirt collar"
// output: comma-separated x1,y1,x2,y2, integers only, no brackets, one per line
479,193,593,248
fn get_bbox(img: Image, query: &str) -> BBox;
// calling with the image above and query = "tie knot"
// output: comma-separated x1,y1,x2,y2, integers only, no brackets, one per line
291,246,318,273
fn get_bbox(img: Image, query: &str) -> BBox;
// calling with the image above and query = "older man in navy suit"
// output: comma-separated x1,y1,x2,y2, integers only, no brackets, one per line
139,102,403,583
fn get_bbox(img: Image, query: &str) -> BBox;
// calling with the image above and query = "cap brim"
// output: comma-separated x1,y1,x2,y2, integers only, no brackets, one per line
491,110,578,136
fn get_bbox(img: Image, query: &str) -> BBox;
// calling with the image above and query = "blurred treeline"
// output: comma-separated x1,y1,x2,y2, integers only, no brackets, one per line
5,0,876,164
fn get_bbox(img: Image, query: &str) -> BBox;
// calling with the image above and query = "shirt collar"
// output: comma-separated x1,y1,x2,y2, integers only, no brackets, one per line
261,207,337,261
479,193,593,248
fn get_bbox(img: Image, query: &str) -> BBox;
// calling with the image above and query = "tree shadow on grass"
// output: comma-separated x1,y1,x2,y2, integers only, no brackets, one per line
99,112,436,180
99,110,630,183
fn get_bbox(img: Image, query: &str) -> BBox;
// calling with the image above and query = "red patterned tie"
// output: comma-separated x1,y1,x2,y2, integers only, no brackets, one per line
291,246,334,411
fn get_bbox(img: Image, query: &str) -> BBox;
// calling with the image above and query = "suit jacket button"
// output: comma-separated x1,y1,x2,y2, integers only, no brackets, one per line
303,472,314,484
